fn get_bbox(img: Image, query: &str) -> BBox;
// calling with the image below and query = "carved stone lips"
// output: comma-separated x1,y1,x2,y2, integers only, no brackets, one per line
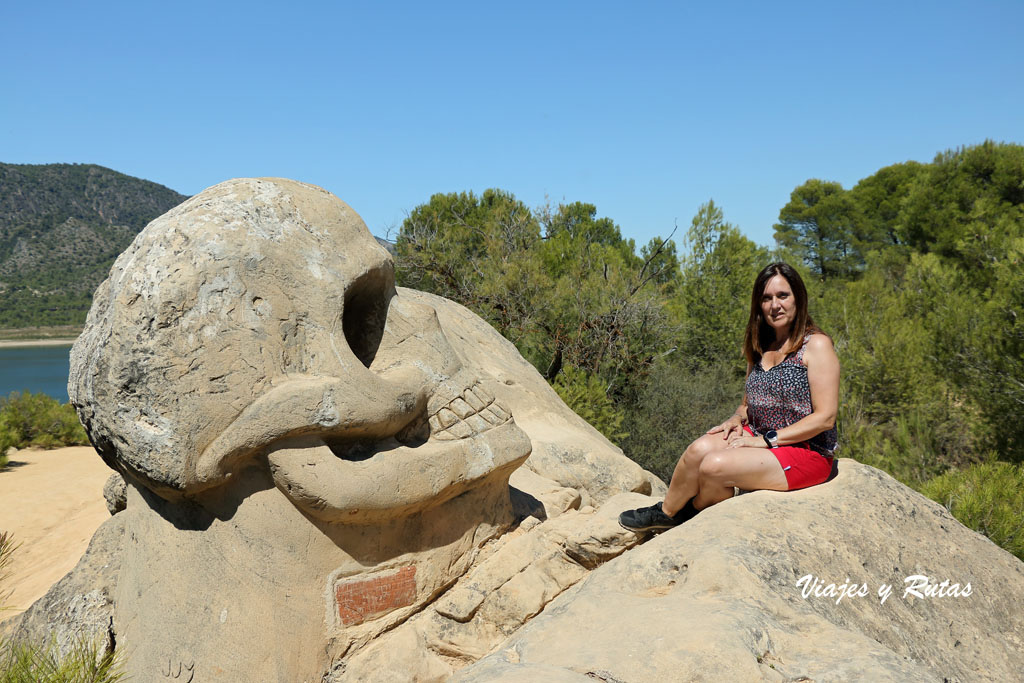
260,371,532,525
266,426,531,525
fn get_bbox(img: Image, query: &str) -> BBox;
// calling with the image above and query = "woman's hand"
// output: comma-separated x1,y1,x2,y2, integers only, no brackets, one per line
726,435,767,450
707,414,745,442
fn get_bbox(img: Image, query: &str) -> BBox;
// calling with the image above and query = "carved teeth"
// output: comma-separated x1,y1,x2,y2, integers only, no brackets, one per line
471,384,493,404
449,398,474,419
463,391,485,411
428,381,513,441
447,421,474,439
466,414,490,433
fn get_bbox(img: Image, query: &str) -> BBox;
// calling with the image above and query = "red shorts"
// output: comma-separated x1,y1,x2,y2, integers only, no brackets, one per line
743,425,833,490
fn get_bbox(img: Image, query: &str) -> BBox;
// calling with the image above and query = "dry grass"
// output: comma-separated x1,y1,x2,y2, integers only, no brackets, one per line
0,533,125,682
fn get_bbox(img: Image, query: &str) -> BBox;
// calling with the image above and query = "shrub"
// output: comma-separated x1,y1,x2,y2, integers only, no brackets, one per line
0,532,16,608
552,366,629,444
621,357,744,483
0,392,89,464
919,461,1024,561
837,394,982,488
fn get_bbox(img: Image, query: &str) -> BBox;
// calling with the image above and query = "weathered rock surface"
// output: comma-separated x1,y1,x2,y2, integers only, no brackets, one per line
331,493,654,681
456,460,1024,682
102,472,126,515
508,462,581,520
5,514,124,658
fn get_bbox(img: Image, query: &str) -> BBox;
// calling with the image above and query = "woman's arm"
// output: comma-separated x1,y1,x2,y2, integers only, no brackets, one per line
774,334,839,445
726,335,839,449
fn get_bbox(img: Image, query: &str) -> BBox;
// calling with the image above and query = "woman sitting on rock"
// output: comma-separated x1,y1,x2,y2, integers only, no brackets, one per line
619,262,839,532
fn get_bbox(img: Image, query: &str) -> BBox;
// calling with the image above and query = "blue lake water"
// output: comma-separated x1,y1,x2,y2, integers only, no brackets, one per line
0,345,74,403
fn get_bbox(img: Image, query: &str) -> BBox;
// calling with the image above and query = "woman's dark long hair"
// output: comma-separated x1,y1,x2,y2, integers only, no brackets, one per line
742,263,819,365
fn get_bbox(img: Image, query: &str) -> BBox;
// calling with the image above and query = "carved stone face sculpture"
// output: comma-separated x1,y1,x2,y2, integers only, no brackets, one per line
69,178,531,681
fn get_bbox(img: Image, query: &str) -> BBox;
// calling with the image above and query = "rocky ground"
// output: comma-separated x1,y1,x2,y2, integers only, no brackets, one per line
456,460,1024,682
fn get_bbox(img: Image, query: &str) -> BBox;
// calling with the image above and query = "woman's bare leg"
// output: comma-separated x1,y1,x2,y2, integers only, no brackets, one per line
693,448,788,509
662,432,732,516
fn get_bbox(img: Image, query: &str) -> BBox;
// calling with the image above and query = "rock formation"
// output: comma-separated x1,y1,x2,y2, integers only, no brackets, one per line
327,492,655,681
6,514,124,660
455,460,1024,682
18,178,657,681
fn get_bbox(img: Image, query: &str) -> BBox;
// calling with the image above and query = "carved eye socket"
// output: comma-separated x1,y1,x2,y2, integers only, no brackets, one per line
342,266,393,368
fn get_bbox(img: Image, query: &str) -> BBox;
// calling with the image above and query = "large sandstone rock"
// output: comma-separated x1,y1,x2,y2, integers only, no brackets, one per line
329,492,655,681
32,177,657,682
5,514,124,659
456,460,1024,682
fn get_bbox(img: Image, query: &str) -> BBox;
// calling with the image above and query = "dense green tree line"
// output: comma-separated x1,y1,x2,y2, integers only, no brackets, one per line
397,141,1024,559
397,190,677,399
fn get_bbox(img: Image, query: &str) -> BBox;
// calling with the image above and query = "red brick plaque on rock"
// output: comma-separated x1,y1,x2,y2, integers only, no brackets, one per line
334,566,418,626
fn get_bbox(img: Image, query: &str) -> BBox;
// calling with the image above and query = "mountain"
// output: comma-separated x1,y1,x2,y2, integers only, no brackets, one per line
0,163,188,328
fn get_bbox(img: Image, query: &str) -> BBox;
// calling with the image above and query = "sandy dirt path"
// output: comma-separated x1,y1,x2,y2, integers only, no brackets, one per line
0,446,110,624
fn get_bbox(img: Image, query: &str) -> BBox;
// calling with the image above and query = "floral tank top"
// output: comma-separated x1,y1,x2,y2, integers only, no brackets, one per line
745,334,838,457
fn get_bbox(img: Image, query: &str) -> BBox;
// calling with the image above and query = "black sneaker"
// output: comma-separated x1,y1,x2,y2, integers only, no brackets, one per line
618,501,687,532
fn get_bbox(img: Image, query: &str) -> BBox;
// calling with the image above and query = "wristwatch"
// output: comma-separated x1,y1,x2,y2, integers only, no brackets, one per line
763,430,779,448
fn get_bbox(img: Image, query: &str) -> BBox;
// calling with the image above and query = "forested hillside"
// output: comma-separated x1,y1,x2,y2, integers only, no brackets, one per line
396,140,1024,559
0,163,187,327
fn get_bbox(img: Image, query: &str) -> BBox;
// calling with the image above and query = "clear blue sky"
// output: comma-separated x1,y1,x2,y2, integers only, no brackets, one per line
3,1,1021,248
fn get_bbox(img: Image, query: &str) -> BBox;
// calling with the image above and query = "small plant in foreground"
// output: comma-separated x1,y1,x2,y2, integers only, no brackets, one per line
0,638,124,683
0,533,124,682
0,532,17,608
